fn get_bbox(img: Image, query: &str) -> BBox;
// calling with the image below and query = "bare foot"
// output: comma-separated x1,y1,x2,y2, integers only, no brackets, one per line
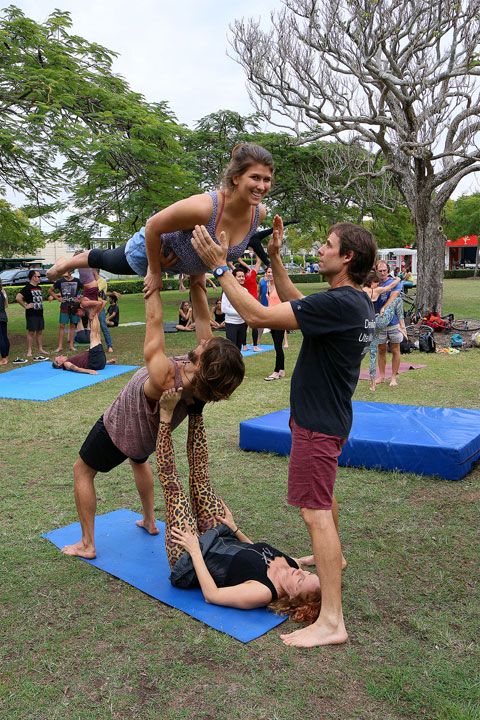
280,620,348,647
54,347,63,353
68,346,76,352
136,518,159,535
389,377,398,387
159,387,184,422
253,346,261,352
342,555,347,569
106,359,117,365
38,349,49,355
47,258,69,281
369,381,376,392
0,358,8,365
377,376,385,384
61,541,96,559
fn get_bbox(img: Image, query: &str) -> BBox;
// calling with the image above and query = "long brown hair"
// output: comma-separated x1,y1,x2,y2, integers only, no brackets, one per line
190,337,245,402
221,143,274,190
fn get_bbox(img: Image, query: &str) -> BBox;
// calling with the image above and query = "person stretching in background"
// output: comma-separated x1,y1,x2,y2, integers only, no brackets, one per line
52,301,116,374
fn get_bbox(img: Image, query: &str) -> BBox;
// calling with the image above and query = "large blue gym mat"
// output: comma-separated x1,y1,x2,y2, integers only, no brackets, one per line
0,362,139,401
41,509,287,643
239,402,480,481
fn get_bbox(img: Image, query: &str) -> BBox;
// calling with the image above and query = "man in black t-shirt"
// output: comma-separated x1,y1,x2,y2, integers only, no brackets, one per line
49,270,84,352
192,217,377,649
16,269,49,359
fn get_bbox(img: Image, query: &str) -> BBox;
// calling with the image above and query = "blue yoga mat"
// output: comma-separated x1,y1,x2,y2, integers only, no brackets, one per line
239,402,480,482
241,343,274,358
0,362,139,401
41,509,287,643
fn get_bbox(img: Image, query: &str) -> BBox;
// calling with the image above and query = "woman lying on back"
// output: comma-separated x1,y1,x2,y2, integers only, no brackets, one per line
156,388,322,622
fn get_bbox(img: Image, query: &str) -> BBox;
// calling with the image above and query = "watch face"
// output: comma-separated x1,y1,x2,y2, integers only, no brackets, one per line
214,266,225,277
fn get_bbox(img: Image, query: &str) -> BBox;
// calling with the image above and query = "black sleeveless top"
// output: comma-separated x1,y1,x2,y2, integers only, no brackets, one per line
223,543,299,601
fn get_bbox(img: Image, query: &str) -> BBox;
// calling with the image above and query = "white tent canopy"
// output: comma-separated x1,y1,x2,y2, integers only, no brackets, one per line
377,248,417,275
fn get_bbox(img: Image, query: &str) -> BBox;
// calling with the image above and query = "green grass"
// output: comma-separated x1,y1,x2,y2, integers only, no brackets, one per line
0,280,479,720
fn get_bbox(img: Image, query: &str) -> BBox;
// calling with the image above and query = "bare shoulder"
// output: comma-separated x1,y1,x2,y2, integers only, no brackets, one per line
148,193,214,233
258,204,267,224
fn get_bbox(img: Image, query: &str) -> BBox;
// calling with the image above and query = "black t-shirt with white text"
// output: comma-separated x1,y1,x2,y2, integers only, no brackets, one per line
19,284,44,318
53,277,84,311
290,286,375,438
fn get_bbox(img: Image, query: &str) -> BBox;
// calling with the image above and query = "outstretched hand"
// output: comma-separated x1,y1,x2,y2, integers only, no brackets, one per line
171,523,200,556
191,225,228,270
267,215,284,257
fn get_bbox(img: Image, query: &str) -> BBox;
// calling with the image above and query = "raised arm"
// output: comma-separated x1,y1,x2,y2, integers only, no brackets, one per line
267,216,303,302
143,290,173,396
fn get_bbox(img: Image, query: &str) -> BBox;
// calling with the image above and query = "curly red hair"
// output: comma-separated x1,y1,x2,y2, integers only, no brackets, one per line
268,590,322,624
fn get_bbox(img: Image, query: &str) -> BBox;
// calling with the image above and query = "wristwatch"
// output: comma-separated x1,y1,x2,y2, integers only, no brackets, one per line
213,265,230,278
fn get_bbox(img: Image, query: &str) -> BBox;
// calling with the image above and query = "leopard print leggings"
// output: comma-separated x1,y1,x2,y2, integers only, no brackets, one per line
156,414,224,569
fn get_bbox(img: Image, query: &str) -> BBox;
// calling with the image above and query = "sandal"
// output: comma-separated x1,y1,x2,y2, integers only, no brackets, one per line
264,373,280,381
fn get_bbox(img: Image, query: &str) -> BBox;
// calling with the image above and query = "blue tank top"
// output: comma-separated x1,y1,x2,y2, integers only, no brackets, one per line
125,191,260,276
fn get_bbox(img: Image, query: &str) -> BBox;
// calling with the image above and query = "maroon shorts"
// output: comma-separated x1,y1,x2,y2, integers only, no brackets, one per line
82,285,98,301
288,417,347,510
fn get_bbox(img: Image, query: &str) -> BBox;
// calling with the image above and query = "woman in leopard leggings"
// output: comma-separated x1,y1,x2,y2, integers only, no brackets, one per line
156,389,322,620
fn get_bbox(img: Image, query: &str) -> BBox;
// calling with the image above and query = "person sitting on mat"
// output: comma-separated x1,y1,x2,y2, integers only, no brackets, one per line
52,301,116,374
210,298,225,330
105,293,120,327
157,387,323,622
176,300,195,331
60,263,245,560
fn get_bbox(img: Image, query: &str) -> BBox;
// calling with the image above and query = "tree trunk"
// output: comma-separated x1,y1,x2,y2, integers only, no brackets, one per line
415,212,445,314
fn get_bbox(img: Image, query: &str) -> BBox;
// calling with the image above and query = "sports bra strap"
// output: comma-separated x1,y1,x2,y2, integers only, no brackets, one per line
215,190,226,231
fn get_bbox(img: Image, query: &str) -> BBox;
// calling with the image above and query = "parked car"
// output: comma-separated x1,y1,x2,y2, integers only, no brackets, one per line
0,268,50,285
284,262,305,272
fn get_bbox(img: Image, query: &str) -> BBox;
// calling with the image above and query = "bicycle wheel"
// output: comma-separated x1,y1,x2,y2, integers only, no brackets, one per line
406,324,433,339
451,318,480,331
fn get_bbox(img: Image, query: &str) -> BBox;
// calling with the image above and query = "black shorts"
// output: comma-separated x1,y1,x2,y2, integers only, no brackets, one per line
26,315,45,332
88,344,106,371
79,415,148,472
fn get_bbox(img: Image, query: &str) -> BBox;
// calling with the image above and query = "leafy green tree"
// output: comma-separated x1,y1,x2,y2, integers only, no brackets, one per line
231,0,480,311
444,194,480,239
0,199,45,256
0,6,196,247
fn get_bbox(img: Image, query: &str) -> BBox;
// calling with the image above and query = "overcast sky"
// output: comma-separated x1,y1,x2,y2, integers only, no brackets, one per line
11,0,279,128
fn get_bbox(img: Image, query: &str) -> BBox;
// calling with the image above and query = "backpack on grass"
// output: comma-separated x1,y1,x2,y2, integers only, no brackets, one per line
419,333,436,353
